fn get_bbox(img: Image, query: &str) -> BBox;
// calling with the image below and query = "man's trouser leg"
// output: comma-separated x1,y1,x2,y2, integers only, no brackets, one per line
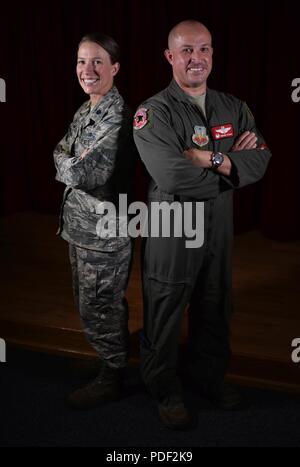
140,235,194,403
69,243,132,370
187,217,233,384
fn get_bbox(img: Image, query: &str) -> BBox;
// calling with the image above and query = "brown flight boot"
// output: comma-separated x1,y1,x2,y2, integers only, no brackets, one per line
158,394,194,430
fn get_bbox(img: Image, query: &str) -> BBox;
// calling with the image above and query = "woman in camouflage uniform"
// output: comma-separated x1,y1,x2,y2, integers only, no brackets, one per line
54,33,134,409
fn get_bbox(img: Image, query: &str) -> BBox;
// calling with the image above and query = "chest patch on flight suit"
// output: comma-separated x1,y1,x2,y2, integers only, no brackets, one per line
211,123,235,140
192,126,209,147
134,108,149,130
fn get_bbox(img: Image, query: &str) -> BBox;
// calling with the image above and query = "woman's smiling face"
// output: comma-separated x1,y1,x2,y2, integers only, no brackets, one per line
76,41,120,105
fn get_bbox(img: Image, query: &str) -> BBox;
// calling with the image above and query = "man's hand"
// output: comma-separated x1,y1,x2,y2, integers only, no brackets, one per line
231,131,257,151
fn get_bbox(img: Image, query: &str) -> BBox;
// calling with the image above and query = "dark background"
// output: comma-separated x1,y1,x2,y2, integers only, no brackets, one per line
0,0,299,239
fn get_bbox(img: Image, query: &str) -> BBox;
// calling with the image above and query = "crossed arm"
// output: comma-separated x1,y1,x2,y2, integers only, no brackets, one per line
54,115,124,191
183,131,258,176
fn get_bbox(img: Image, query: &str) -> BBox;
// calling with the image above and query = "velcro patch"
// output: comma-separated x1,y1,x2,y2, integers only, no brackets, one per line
211,123,235,140
134,108,149,130
258,144,269,150
192,126,209,147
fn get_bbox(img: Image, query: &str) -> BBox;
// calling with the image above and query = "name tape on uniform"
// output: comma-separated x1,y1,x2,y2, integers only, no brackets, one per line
211,123,234,140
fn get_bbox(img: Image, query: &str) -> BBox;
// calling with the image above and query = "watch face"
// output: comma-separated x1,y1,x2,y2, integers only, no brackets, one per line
213,153,224,165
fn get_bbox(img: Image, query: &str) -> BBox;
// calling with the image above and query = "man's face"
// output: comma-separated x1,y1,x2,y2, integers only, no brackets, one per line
165,24,213,95
76,41,119,104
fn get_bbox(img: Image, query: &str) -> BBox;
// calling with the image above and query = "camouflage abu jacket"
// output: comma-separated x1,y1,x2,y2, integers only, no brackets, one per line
54,86,134,252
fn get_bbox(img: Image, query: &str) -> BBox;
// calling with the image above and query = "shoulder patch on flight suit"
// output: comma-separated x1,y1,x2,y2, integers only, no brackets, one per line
258,144,269,151
133,108,152,130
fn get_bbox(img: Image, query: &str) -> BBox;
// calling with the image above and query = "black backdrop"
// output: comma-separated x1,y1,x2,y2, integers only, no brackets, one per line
0,0,299,239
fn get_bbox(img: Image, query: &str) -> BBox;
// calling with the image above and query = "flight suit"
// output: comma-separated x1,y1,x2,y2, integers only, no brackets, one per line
134,79,271,402
54,86,135,369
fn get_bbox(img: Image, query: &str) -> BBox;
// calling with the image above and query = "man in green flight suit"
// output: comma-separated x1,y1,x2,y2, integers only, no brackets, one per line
133,20,271,430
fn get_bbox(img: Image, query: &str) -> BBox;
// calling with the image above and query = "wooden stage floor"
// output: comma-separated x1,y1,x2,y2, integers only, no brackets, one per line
0,212,299,392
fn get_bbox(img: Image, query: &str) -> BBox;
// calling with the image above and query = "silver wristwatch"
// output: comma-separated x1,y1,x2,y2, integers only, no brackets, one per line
211,152,224,170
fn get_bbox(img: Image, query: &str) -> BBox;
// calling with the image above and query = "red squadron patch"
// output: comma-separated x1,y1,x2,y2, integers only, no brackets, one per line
211,123,235,140
258,144,268,150
134,108,149,130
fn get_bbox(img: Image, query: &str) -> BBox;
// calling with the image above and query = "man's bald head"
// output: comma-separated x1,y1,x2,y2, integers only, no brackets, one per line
164,19,213,95
168,20,212,50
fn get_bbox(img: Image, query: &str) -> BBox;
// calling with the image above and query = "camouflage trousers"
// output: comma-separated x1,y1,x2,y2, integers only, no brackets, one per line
69,242,132,369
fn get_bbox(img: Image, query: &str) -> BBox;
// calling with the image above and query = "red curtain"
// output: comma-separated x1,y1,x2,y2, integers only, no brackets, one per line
0,0,299,240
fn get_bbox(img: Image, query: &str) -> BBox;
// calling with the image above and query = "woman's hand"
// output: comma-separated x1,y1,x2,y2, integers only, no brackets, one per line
79,148,90,160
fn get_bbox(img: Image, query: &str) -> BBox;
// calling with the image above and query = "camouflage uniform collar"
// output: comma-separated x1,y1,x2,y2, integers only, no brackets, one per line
168,79,210,104
79,86,121,118
90,86,120,115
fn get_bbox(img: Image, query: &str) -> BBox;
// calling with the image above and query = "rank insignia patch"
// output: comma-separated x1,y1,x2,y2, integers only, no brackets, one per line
192,126,209,147
134,108,149,130
211,123,235,140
